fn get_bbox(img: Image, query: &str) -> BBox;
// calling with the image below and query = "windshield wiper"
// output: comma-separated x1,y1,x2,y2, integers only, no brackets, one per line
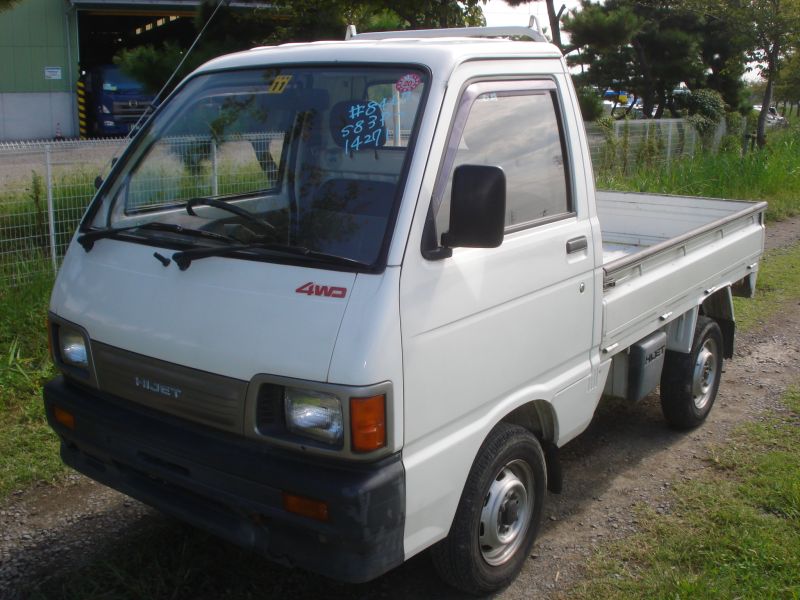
77,222,237,252
172,242,370,271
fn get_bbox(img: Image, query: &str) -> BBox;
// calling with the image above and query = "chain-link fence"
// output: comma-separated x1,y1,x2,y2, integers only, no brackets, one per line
0,138,126,286
0,117,746,286
0,134,283,286
585,117,744,177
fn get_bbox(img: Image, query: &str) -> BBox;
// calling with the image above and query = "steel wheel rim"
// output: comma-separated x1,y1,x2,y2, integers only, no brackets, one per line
479,458,535,566
692,337,719,410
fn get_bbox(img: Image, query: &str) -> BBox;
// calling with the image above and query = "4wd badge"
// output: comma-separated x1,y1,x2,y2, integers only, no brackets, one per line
295,282,347,298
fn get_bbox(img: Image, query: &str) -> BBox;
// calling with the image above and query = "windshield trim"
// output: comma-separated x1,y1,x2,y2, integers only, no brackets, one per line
79,61,433,274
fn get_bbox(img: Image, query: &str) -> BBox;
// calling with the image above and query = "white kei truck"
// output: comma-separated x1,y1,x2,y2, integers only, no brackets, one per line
43,24,766,594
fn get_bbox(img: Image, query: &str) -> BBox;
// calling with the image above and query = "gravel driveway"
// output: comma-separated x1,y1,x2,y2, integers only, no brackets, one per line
2,219,799,599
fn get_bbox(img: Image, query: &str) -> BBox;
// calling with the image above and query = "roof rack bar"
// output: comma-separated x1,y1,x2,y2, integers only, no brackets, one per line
344,19,548,44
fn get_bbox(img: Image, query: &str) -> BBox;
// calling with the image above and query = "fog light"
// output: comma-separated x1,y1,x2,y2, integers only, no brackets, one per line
54,406,75,430
282,492,329,521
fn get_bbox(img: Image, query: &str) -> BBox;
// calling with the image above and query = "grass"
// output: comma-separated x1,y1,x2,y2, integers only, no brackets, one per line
734,242,800,332
0,271,62,498
0,170,95,285
598,125,800,221
27,524,321,600
569,388,800,599
0,123,799,593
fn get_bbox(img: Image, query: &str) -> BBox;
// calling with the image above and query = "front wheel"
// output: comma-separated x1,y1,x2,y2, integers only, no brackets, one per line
431,422,546,595
660,315,724,429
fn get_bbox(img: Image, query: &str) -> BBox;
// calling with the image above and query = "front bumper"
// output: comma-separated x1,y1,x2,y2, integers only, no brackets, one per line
43,376,405,583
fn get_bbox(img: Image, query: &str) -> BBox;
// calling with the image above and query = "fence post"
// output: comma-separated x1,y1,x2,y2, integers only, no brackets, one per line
666,121,674,165
211,139,219,196
45,144,58,273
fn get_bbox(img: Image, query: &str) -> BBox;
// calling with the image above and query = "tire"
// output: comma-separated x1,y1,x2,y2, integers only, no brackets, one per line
431,422,546,595
660,315,724,429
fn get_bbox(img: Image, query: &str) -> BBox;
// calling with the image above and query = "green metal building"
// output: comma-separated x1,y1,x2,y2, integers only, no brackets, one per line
0,0,208,141
0,0,79,140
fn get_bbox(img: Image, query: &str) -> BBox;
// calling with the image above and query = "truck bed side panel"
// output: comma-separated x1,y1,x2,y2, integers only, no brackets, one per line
599,193,765,355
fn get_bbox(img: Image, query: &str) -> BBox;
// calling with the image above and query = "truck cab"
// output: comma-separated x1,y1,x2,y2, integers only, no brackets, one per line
45,25,765,594
85,65,154,137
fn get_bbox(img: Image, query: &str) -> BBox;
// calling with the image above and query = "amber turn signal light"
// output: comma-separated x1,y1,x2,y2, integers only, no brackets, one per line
350,394,386,453
53,406,75,430
282,492,329,522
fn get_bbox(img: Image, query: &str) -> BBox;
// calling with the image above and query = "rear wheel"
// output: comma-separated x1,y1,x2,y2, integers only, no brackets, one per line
431,422,546,595
660,315,723,429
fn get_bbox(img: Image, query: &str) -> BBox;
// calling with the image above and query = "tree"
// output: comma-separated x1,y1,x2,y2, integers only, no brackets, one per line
694,12,753,113
116,0,487,98
686,0,800,145
775,50,800,115
503,0,567,50
564,1,708,118
390,0,486,29
0,0,20,11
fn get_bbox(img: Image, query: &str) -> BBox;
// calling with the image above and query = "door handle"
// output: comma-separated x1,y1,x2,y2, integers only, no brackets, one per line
566,236,588,254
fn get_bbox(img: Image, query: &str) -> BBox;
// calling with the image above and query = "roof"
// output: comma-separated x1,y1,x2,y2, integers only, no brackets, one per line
195,37,563,78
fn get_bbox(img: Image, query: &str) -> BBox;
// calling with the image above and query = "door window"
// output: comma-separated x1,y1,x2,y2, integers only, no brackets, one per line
433,82,572,241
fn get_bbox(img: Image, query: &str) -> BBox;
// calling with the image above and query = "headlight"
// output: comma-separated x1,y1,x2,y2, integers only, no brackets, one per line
59,328,88,369
285,388,343,445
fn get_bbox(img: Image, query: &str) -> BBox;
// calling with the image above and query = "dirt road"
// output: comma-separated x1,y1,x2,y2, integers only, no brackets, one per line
2,219,799,599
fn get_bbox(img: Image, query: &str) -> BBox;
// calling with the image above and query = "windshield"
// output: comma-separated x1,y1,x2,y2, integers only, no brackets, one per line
100,67,145,93
85,65,428,268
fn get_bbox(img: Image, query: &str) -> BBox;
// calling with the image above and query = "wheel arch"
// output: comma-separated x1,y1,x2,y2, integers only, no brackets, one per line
501,399,558,444
700,286,735,359
501,399,562,493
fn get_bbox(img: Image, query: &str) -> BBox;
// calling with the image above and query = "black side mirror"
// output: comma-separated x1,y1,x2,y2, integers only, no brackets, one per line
441,165,506,249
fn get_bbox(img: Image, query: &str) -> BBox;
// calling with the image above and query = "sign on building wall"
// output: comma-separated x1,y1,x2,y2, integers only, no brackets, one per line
44,67,63,80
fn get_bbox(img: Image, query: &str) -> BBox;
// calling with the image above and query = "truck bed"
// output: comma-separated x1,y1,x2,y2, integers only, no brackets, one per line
598,191,767,356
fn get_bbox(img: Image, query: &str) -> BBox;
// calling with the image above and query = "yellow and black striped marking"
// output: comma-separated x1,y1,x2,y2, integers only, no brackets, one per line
77,80,88,139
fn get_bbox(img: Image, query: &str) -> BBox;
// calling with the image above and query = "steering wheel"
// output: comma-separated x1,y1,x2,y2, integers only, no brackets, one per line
185,197,276,234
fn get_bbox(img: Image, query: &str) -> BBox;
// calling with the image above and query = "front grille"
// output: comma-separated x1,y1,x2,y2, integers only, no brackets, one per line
255,383,285,435
112,101,149,118
91,341,248,434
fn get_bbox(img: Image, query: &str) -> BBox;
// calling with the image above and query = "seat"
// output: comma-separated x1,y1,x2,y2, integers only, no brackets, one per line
299,178,396,264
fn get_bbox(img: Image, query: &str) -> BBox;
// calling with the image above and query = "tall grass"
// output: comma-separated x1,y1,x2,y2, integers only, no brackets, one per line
0,170,96,285
0,271,62,498
598,125,800,221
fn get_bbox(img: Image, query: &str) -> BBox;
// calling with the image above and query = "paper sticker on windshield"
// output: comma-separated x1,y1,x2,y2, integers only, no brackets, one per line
395,73,422,93
337,100,386,154
268,75,293,94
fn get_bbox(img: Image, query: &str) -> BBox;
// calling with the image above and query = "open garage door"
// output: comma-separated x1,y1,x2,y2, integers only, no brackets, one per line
73,1,197,137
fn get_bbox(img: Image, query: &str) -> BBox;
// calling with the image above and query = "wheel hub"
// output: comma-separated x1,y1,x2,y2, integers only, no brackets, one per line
692,339,718,410
501,498,520,526
479,460,535,566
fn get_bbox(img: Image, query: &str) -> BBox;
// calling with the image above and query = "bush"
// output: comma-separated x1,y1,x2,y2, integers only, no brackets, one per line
577,87,605,122
687,89,726,122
